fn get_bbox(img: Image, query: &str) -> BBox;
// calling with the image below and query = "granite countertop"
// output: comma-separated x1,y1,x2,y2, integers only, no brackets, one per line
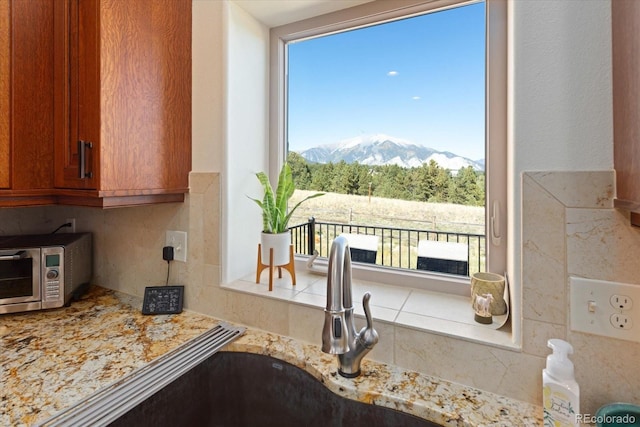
1,286,543,426
225,332,543,426
0,286,218,426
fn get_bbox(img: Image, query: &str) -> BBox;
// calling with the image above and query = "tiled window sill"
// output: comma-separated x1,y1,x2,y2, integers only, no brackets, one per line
221,260,517,351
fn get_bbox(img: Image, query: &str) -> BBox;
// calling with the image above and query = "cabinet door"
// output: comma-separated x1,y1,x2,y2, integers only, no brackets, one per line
0,0,10,189
12,0,55,190
612,0,640,226
55,0,99,190
97,0,191,194
1,0,55,192
55,0,191,197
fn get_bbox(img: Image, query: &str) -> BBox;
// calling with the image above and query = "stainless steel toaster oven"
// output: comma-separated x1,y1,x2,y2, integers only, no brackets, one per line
0,233,92,314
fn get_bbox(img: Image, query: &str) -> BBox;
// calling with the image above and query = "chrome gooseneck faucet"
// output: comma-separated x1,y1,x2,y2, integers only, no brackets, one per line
322,235,378,377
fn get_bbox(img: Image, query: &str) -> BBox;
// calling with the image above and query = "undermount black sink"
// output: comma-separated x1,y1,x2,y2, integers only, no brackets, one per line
109,351,439,427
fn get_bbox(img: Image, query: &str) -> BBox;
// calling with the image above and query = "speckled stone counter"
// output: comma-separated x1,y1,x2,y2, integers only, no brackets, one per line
223,331,543,427
1,286,543,426
0,286,218,426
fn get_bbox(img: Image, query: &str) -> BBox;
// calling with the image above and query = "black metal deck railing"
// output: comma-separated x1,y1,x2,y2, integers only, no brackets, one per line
290,217,486,276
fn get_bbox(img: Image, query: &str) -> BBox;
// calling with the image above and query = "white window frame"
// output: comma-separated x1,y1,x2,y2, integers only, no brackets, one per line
269,0,507,294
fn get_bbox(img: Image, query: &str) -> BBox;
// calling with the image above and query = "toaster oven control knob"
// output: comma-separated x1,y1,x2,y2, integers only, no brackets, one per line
46,269,59,280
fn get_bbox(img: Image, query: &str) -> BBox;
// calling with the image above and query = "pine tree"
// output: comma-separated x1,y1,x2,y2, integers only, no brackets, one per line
288,154,484,207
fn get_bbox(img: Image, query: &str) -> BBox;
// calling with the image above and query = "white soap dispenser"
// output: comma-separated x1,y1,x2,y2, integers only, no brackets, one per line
543,339,580,427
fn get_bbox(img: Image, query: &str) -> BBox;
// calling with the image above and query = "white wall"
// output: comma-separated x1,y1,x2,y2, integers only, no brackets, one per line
507,0,612,347
511,0,612,171
223,2,271,283
193,0,272,283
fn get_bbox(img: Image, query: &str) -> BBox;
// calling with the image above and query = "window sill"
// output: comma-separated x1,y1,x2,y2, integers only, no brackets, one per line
221,258,518,351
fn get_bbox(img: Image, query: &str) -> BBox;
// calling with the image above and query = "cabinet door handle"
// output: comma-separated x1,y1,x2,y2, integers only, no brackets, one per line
78,140,93,179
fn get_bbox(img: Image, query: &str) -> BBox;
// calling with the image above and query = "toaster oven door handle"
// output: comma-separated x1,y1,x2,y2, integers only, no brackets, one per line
0,250,27,261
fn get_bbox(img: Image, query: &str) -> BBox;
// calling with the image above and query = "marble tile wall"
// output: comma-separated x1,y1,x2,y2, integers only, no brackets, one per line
15,173,221,307
200,170,639,412
1,170,638,412
522,171,640,413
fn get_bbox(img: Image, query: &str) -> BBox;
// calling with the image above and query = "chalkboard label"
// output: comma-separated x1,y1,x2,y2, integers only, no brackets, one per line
142,286,184,315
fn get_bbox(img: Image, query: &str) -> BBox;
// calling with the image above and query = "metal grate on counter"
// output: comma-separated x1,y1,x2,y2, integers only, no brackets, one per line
38,322,246,427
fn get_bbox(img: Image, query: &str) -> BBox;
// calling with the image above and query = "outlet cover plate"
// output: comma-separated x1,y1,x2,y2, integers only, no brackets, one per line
570,276,640,343
165,230,187,262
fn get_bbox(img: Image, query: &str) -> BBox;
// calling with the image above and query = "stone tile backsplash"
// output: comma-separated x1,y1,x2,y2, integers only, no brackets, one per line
1,170,638,412
524,171,640,413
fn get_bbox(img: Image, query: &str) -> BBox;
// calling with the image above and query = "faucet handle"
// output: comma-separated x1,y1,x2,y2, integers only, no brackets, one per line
359,292,379,349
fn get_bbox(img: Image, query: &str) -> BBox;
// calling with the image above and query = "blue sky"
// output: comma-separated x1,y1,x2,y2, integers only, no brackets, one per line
287,2,486,160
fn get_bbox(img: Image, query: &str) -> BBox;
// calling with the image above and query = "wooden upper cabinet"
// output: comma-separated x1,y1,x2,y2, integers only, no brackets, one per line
0,0,9,190
612,0,640,226
54,0,192,207
0,0,57,204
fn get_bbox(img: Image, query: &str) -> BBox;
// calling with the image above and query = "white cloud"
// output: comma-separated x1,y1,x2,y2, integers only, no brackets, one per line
412,96,421,100
387,70,398,76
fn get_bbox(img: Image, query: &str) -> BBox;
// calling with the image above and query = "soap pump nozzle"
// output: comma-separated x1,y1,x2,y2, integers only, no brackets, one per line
546,338,574,381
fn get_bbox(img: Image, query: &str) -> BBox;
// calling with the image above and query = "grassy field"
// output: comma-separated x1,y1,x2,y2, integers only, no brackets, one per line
289,190,486,274
290,190,484,234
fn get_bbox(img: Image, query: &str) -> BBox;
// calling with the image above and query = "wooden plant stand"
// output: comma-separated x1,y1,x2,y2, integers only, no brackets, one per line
256,244,296,291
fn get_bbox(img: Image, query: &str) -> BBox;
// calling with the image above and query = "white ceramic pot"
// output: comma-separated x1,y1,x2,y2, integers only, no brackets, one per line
261,231,291,266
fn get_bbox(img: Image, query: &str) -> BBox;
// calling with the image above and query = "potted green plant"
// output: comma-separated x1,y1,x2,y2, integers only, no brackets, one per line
249,162,323,265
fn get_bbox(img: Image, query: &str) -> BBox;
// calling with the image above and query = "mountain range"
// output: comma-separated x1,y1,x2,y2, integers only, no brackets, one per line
296,134,484,171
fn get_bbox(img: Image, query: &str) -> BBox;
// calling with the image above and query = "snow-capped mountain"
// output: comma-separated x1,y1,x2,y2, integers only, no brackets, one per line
297,134,484,171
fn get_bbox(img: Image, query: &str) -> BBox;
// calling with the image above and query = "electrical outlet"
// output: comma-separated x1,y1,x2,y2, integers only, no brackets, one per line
610,294,633,310
165,231,187,262
570,277,640,343
65,218,76,233
610,313,633,330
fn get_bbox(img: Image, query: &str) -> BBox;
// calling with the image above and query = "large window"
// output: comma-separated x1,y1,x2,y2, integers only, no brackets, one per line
270,0,506,288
